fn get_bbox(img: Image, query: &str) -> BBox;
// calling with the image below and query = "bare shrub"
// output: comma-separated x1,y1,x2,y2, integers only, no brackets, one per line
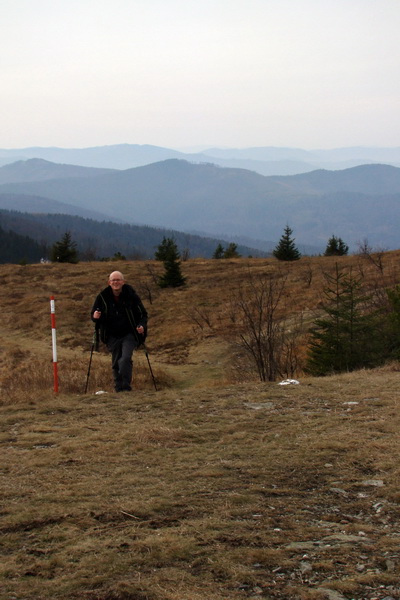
302,260,314,287
188,306,214,334
357,238,386,273
280,312,305,377
144,262,162,285
230,270,305,381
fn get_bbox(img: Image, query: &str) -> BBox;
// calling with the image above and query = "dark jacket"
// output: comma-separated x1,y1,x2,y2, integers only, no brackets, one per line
91,284,148,345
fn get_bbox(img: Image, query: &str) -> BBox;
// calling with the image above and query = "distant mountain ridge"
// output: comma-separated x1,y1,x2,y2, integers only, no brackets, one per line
269,164,400,195
0,143,399,175
0,158,114,184
0,159,400,249
0,159,399,250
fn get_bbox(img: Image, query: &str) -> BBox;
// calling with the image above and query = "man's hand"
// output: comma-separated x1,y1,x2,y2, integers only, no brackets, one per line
136,325,144,334
93,310,101,319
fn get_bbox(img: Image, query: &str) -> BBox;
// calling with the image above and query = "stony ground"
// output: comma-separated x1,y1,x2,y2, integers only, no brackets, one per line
1,369,399,600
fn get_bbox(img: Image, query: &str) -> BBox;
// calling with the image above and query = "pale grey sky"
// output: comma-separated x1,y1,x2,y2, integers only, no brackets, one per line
1,0,399,150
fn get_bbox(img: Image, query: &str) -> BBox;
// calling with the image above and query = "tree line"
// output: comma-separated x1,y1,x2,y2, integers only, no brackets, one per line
211,226,349,261
0,214,349,266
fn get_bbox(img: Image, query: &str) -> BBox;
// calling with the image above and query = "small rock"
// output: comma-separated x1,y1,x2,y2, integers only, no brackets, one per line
251,586,263,595
300,560,313,575
330,487,348,496
286,541,319,550
316,588,347,600
323,533,373,544
362,479,384,487
373,502,385,513
385,559,396,572
278,379,300,385
244,402,274,410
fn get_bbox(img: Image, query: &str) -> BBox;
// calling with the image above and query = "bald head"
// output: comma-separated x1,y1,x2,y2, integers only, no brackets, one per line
108,271,125,296
109,271,124,282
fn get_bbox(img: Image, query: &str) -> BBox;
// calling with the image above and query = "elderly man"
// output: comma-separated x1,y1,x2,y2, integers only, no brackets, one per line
91,271,148,392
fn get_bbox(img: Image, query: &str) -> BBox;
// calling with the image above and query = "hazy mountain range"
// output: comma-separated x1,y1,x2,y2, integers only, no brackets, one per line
0,143,400,175
1,155,400,252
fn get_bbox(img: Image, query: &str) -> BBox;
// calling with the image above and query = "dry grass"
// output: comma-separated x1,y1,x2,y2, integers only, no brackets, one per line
0,255,400,599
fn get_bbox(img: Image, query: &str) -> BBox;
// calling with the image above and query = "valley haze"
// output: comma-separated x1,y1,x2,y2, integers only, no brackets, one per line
0,144,400,254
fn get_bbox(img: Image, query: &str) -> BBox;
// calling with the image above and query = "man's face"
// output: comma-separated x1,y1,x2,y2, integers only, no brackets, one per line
109,272,124,294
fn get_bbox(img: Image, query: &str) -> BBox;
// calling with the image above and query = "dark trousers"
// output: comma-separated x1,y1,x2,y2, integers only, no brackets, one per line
106,333,139,391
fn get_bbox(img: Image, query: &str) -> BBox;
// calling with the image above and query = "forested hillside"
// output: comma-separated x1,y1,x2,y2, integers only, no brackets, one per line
0,210,267,263
0,226,47,263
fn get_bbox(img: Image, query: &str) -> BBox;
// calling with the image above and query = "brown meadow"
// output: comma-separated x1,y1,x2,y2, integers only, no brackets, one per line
0,254,399,599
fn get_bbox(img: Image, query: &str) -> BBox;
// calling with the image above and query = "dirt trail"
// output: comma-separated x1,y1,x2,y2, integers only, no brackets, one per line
0,323,232,393
155,336,233,389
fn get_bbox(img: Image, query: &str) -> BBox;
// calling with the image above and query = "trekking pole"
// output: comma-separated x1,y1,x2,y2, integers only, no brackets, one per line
84,323,99,394
128,312,158,391
143,344,158,391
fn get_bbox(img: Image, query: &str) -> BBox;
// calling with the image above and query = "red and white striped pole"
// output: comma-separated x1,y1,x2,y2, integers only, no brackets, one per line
50,296,59,393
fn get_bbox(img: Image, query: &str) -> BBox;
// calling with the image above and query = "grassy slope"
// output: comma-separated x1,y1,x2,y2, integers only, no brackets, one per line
0,255,399,600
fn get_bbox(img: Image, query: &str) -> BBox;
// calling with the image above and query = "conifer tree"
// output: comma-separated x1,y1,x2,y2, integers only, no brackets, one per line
324,235,349,256
154,237,180,263
156,237,186,288
306,265,383,375
223,243,241,258
385,285,400,359
212,243,224,259
154,236,178,261
273,225,301,261
51,231,79,263
112,251,126,261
